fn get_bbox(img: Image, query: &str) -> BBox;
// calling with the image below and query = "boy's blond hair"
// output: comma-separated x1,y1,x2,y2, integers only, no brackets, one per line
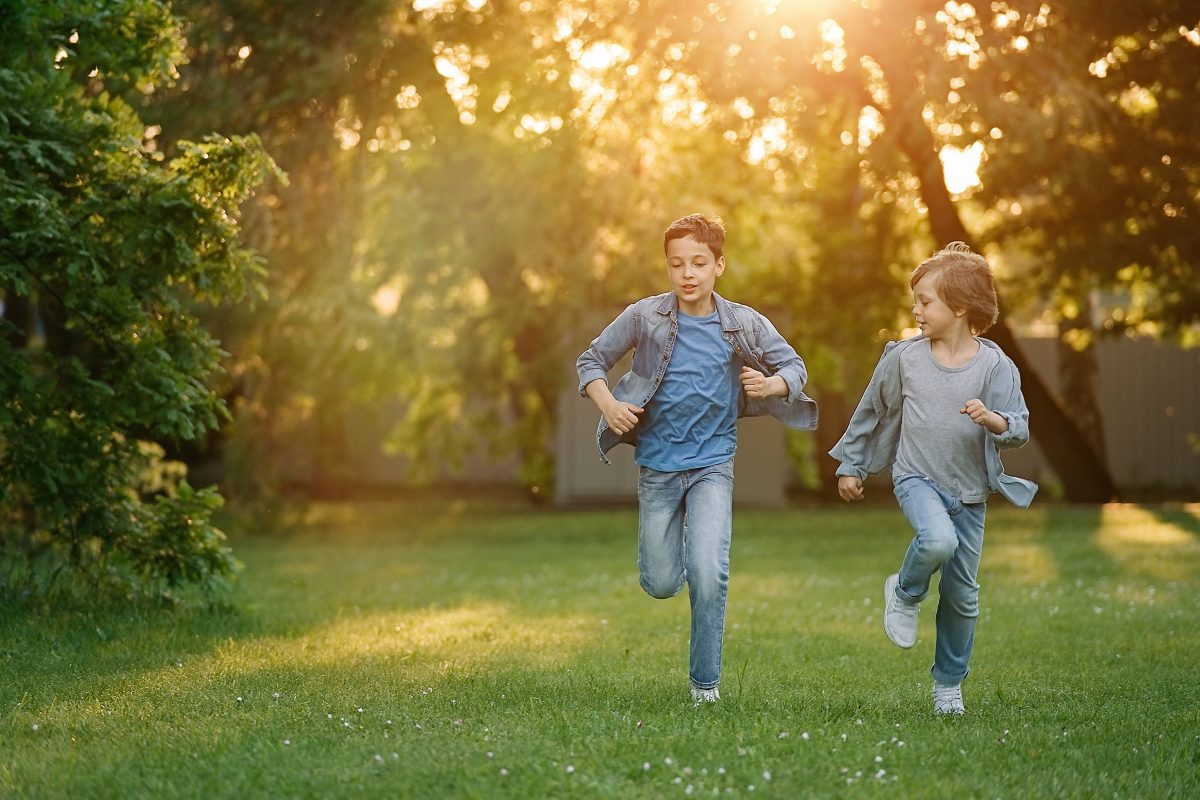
663,213,725,260
911,242,999,334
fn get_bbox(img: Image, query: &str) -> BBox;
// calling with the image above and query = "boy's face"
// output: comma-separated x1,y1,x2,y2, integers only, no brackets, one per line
665,235,724,315
912,271,968,340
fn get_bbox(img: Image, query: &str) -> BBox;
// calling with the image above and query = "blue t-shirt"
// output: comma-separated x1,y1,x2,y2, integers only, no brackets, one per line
636,310,739,471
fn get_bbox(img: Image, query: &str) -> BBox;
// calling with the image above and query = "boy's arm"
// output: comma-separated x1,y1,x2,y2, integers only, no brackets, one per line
576,303,638,397
585,378,644,435
980,357,1031,450
828,347,895,480
749,313,808,403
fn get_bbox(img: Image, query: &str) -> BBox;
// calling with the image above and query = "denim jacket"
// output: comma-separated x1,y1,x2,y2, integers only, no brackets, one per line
828,336,1038,507
577,291,818,464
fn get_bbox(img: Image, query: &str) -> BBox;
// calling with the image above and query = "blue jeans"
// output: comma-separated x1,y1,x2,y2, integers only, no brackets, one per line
637,459,734,690
892,475,987,686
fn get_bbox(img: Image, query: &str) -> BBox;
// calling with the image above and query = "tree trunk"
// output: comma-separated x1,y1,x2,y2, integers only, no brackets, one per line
1,292,35,349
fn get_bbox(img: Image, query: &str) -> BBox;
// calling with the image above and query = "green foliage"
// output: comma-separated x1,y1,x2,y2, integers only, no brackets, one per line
139,1,1197,500
0,0,279,599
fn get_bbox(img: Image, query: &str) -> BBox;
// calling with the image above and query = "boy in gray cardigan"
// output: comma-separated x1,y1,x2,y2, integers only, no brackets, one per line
829,242,1037,715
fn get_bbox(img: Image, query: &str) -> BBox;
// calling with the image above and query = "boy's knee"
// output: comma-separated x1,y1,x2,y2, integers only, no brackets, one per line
923,533,958,563
942,586,979,618
686,565,728,598
641,574,684,599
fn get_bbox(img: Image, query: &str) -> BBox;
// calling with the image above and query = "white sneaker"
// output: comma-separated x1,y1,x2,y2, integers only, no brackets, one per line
883,573,919,648
933,681,965,715
690,686,720,704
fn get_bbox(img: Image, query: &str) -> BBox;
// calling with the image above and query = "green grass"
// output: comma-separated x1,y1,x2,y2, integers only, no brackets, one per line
3,502,1199,798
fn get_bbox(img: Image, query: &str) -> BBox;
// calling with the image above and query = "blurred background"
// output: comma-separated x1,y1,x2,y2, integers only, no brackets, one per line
25,1,1200,513
149,0,1199,507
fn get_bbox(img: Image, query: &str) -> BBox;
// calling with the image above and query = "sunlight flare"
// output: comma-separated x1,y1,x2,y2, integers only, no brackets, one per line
939,141,983,194
1096,504,1200,582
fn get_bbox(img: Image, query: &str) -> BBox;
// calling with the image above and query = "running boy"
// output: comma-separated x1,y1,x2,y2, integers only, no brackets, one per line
829,241,1037,715
576,213,817,703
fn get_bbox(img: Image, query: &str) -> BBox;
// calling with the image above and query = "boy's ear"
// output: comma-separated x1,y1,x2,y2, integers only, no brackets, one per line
716,256,725,276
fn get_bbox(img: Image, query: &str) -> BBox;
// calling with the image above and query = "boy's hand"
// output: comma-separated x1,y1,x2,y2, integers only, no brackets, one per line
740,367,786,399
603,400,644,435
838,476,865,502
960,399,1009,434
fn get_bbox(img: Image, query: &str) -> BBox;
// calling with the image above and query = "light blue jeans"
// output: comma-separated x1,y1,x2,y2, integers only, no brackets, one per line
892,474,987,686
637,459,734,690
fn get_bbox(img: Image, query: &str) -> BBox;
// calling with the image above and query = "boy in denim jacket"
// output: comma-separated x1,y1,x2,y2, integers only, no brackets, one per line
576,213,817,703
829,242,1037,715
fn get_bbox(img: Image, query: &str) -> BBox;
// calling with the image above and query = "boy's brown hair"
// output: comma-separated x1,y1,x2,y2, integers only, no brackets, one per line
663,213,725,260
911,242,1000,334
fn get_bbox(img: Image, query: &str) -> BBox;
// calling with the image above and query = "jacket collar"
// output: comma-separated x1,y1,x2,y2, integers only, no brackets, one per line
885,334,1004,357
654,291,742,333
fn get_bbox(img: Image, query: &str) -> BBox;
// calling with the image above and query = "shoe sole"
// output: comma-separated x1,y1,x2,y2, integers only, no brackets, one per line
883,574,917,649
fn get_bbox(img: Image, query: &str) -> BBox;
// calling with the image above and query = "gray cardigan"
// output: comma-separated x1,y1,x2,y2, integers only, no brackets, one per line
828,336,1038,507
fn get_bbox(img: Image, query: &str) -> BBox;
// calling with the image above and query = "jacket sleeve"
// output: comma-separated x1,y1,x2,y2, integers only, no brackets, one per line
828,348,893,479
750,311,808,404
986,356,1030,451
576,303,638,396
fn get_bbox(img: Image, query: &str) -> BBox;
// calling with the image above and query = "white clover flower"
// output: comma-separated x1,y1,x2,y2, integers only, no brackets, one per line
762,771,771,781
565,765,575,774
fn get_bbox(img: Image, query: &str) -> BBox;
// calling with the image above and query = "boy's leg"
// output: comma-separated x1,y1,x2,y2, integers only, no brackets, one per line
893,477,959,602
637,466,687,599
931,502,986,686
681,460,734,691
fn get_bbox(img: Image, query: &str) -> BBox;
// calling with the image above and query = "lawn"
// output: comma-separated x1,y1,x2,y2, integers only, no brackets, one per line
2,501,1198,798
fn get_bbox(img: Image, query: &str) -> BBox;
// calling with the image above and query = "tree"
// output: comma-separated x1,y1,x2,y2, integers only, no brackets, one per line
624,0,1198,500
135,1,1195,503
0,0,279,598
